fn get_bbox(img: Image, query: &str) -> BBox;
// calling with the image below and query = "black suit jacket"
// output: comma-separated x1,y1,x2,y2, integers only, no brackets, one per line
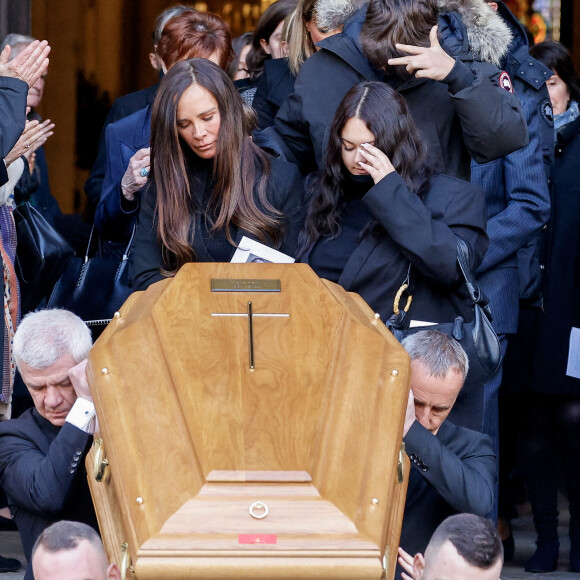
399,420,495,561
0,409,98,579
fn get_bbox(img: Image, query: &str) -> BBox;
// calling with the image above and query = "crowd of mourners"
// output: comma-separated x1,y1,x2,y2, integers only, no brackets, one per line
0,0,578,578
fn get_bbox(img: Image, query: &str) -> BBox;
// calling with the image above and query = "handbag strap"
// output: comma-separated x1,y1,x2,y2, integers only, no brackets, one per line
84,225,137,262
455,236,492,316
123,225,137,260
84,226,97,263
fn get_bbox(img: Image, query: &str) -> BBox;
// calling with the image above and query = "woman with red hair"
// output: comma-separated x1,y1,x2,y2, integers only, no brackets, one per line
94,10,233,243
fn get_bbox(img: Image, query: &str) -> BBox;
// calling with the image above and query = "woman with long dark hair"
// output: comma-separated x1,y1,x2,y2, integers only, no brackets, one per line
95,9,234,243
129,58,304,290
298,81,488,330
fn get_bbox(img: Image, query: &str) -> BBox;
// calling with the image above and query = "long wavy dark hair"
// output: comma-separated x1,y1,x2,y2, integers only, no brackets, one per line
297,81,431,255
150,58,284,272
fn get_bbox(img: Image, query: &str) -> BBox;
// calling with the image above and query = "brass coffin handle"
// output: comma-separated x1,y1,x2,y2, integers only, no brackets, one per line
93,438,109,483
120,542,134,580
397,442,406,484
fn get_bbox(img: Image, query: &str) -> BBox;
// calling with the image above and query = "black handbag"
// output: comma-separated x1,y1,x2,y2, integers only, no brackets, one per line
386,237,502,391
47,226,135,338
14,202,75,313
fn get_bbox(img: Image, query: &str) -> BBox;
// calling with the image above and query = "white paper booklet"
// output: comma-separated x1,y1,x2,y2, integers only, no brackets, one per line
566,327,580,379
230,236,295,264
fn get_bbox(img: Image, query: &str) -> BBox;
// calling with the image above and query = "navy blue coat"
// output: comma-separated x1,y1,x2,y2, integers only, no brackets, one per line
0,77,28,186
252,58,296,131
0,409,98,579
400,419,495,569
471,2,552,335
84,83,158,207
271,6,528,177
94,105,151,241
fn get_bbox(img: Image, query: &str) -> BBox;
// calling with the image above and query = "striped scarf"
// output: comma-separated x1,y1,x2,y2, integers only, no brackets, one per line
0,201,19,408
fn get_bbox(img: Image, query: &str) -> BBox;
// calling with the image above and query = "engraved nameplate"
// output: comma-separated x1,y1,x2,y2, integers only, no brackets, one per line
211,279,281,292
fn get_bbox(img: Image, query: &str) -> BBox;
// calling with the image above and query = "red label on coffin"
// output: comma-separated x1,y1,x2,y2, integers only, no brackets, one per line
238,534,277,544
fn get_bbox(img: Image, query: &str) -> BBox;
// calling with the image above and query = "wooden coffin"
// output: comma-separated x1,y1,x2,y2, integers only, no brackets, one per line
86,263,411,579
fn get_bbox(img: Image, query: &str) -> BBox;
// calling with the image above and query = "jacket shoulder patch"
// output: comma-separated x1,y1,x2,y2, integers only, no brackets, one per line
540,98,554,127
499,71,514,93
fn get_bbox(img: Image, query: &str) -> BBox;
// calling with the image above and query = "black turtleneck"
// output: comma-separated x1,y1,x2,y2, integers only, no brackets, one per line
309,173,374,283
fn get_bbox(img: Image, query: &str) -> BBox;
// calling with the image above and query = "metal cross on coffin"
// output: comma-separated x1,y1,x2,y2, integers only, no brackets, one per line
211,299,289,371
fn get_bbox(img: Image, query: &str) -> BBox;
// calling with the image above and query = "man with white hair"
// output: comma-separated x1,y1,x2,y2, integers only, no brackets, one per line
0,309,98,580
32,521,120,580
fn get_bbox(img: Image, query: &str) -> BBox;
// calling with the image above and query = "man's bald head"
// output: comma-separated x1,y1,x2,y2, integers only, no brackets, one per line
414,514,503,580
32,521,121,580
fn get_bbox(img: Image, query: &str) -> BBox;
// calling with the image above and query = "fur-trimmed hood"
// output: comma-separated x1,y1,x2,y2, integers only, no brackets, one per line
438,0,513,66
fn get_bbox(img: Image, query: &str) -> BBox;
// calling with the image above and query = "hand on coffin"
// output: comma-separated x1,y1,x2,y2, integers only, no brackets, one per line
398,547,417,580
69,359,92,402
403,389,416,437
398,546,416,580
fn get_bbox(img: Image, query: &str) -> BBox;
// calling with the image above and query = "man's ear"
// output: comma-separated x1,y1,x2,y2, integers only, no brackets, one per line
107,563,122,580
413,553,426,579
259,38,272,55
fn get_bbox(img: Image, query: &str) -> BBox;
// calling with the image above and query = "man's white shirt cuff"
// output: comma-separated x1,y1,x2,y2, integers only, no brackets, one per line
65,398,96,434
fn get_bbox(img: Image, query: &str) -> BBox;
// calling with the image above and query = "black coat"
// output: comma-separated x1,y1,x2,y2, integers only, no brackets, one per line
0,409,98,579
302,172,488,325
532,116,580,396
271,6,528,177
252,58,296,131
130,154,305,291
301,171,488,430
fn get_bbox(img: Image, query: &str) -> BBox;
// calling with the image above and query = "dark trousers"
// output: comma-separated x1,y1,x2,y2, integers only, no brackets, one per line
521,393,580,547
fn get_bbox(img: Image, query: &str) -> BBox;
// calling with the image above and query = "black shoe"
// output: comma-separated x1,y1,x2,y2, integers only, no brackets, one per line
0,555,21,573
525,541,559,573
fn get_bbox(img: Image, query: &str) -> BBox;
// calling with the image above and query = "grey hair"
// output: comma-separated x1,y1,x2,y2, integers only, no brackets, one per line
401,330,469,380
32,521,104,559
1,33,36,57
13,309,92,370
152,4,196,46
314,0,367,33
